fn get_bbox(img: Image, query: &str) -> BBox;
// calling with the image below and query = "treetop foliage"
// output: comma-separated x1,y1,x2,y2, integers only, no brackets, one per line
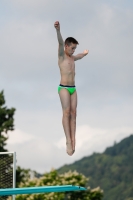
0,90,16,134
15,169,103,200
0,90,15,151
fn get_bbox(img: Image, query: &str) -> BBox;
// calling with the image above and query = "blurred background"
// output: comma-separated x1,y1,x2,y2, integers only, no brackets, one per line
0,0,133,173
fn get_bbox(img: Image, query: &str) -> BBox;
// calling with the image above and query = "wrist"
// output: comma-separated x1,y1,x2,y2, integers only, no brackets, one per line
56,29,60,32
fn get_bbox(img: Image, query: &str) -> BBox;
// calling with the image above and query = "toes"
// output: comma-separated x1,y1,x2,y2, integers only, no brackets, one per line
67,151,73,156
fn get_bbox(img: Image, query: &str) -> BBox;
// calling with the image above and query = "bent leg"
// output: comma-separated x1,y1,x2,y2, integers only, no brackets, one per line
70,91,77,153
59,89,73,156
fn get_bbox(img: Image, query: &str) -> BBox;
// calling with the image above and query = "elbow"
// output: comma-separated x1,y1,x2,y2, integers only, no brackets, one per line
59,41,64,45
59,42,63,46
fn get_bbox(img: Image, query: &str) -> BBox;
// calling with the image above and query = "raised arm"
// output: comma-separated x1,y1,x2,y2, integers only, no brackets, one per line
54,21,64,58
73,50,89,61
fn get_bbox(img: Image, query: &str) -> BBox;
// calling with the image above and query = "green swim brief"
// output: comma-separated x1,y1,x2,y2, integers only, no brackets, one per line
58,84,76,95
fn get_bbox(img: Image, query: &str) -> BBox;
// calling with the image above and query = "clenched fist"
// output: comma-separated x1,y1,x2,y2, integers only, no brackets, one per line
54,21,60,30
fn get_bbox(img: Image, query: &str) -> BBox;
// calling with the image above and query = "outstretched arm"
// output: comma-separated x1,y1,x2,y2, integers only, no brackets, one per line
54,21,64,58
73,50,89,61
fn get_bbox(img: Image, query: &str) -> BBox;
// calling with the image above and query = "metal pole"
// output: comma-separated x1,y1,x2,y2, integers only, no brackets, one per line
13,152,16,200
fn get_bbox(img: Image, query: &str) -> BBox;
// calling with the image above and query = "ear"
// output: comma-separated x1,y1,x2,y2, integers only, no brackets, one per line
65,44,68,49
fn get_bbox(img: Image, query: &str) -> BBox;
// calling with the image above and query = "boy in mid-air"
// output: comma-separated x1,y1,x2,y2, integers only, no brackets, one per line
54,21,89,156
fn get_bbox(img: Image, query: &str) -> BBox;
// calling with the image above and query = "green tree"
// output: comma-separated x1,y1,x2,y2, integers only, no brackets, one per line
15,169,103,200
16,166,42,187
0,90,16,152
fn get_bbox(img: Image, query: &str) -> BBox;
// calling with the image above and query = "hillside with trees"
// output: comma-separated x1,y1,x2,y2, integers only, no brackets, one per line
58,135,133,200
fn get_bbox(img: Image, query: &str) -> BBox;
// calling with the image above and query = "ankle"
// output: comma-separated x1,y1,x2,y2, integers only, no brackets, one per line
66,140,72,144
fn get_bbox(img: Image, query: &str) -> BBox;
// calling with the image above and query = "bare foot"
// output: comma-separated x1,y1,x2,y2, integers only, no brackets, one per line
66,142,73,156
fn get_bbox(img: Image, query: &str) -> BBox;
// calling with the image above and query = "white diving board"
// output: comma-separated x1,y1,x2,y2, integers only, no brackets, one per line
0,185,86,196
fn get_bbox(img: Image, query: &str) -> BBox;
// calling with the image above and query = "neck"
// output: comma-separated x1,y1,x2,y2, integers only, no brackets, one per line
65,51,71,57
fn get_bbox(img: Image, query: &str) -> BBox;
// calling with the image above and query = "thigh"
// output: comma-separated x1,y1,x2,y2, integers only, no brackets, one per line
70,91,77,111
59,89,71,110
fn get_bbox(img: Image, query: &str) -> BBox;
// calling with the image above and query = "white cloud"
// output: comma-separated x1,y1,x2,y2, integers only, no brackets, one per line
56,124,133,157
7,135,71,173
7,125,133,173
7,129,35,145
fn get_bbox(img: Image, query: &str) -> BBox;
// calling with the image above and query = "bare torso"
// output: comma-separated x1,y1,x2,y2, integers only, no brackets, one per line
58,54,75,86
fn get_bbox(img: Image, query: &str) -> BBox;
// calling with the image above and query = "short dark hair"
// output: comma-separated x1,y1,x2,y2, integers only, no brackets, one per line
65,37,79,46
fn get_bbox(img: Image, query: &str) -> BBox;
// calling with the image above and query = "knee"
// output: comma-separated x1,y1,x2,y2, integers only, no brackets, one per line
63,109,71,118
71,109,77,118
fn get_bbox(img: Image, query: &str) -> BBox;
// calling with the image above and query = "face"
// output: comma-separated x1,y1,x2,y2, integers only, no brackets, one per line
65,43,77,56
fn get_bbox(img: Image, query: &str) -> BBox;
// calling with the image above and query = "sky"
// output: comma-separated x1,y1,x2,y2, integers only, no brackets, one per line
0,0,133,173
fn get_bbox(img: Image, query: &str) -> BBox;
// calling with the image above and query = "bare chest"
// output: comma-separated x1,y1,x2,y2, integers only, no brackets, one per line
59,57,75,73
67,59,75,69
